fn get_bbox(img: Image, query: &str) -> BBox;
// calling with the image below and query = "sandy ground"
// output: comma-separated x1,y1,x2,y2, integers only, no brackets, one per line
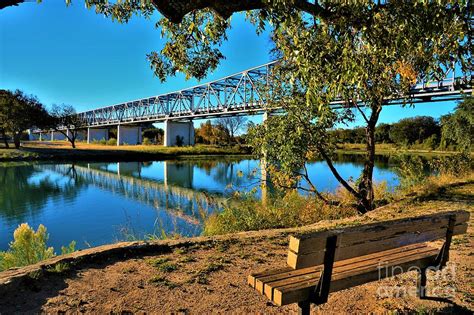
0,183,473,314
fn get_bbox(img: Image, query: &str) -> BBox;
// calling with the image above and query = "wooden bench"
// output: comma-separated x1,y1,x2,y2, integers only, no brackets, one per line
248,210,469,314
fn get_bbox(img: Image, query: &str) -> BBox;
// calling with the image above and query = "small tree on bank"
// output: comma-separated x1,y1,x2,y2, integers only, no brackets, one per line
49,104,83,148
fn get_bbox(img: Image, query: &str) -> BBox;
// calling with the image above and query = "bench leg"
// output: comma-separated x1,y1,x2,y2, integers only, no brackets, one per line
417,267,427,299
298,301,310,315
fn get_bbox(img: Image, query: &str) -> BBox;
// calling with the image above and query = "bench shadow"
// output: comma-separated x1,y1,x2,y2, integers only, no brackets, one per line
421,297,473,314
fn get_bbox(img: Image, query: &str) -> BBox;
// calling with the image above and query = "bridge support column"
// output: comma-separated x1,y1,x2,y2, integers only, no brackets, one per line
164,120,194,147
51,131,67,141
27,130,40,141
117,125,142,146
87,128,109,144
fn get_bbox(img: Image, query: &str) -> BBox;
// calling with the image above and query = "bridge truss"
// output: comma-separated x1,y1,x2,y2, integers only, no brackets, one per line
77,61,471,128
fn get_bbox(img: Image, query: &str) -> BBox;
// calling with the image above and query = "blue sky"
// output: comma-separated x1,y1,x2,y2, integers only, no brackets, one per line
0,1,460,129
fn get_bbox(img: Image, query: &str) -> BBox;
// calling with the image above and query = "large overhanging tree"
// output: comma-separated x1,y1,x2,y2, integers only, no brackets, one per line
21,0,471,212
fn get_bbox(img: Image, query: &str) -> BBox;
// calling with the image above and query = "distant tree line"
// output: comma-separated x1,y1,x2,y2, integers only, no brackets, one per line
195,117,247,146
330,98,472,152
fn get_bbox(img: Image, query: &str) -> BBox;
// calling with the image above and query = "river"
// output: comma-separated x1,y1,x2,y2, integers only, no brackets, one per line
0,154,409,251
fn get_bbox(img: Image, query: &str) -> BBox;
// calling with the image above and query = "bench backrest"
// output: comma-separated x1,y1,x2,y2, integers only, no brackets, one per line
287,210,469,269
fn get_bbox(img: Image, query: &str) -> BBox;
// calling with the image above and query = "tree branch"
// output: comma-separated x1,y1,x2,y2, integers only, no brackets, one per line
352,99,369,124
152,0,329,23
317,145,361,199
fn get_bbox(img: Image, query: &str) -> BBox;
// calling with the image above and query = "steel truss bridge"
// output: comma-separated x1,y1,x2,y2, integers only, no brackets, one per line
78,61,471,128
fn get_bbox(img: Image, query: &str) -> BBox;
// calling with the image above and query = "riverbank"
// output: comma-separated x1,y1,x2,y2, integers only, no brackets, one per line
0,141,251,162
1,141,465,163
336,143,465,156
1,178,472,313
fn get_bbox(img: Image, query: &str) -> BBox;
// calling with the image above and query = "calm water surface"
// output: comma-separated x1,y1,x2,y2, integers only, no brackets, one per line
0,155,400,250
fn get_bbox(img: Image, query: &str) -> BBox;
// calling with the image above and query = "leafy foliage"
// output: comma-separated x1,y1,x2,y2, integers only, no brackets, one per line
430,153,472,177
0,90,49,148
393,155,428,190
389,116,440,147
195,120,230,145
440,97,473,152
0,223,54,271
0,223,76,271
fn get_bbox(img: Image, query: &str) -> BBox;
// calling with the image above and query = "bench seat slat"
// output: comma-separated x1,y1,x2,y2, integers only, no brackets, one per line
247,267,293,288
252,243,438,306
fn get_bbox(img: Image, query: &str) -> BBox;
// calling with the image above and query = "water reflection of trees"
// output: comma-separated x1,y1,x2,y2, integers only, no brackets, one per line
0,165,82,223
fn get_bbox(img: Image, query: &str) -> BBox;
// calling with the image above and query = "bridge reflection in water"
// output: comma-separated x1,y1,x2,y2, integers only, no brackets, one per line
38,162,230,229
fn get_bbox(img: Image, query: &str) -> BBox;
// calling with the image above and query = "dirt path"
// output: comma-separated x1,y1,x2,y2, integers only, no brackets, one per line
0,183,473,314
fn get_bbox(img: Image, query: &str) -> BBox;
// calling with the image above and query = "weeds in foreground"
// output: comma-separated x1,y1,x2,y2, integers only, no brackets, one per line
0,223,76,272
148,275,179,288
146,257,171,267
191,261,226,285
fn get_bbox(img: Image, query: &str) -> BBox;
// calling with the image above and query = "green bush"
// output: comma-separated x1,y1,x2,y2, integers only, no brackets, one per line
429,153,472,176
393,155,428,190
203,191,355,236
142,137,152,145
0,223,75,271
107,138,117,146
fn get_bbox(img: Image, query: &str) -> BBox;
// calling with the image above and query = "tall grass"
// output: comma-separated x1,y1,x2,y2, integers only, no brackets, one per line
203,191,357,236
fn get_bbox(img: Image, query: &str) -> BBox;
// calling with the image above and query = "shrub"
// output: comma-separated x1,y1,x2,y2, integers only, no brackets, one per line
393,155,428,190
203,191,355,236
142,137,152,145
0,224,54,271
107,138,117,146
99,138,107,145
176,135,184,147
0,224,76,271
429,152,472,177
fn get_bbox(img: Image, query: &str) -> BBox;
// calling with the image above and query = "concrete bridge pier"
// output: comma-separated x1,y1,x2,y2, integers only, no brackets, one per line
164,120,195,147
117,125,142,146
117,162,142,177
87,128,109,144
27,130,40,141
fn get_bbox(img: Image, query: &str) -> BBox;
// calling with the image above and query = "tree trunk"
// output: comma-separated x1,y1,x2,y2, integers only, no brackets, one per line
357,105,382,213
13,132,21,149
61,129,76,148
1,129,9,148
